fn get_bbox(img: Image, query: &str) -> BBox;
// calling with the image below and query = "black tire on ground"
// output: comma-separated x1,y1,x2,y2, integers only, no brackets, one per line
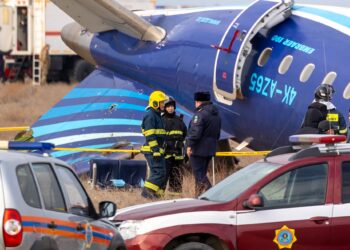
174,242,215,250
71,59,95,83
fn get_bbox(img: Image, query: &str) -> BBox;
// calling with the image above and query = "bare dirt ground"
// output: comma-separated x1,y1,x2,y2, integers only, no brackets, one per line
0,83,263,210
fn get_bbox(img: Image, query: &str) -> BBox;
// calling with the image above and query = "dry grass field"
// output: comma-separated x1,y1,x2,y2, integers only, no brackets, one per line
0,82,262,210
0,83,75,140
84,156,263,209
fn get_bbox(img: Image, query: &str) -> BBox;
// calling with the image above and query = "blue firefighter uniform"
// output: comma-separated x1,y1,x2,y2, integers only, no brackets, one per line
140,90,168,199
186,92,221,196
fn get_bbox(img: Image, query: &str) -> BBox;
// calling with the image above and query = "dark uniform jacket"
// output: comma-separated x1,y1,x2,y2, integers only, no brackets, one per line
162,112,187,160
301,102,328,130
186,102,221,157
300,101,347,136
141,108,166,156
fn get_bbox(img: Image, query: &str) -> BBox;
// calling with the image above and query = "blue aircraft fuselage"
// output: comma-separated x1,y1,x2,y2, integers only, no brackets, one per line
89,6,350,149
31,2,350,172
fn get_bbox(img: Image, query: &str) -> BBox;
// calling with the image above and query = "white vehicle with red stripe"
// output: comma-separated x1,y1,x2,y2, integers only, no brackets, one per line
113,135,350,250
0,141,125,249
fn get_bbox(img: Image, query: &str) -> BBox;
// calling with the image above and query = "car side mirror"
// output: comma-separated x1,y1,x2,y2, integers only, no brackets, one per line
99,201,117,218
243,194,264,210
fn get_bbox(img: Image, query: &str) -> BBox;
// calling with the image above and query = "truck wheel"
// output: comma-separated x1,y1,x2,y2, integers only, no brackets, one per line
174,242,215,250
71,59,94,83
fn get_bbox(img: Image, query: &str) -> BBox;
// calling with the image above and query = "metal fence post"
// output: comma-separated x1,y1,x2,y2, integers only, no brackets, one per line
91,163,97,189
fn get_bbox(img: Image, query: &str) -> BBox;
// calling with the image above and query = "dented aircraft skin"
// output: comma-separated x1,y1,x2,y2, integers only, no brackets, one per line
32,0,350,172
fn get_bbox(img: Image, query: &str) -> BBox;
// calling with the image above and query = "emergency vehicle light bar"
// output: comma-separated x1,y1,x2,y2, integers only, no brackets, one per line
0,141,55,151
289,134,347,144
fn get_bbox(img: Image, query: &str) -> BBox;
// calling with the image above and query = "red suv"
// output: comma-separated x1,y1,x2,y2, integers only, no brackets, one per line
112,135,350,250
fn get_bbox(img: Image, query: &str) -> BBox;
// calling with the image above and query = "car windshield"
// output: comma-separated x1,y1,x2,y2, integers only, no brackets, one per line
199,161,282,202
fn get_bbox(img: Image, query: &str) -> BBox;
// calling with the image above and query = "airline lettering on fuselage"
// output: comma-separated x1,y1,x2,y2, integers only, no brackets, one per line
250,73,297,106
196,17,221,26
271,35,316,55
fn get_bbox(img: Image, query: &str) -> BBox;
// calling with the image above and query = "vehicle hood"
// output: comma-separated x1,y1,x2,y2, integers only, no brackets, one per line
113,198,228,221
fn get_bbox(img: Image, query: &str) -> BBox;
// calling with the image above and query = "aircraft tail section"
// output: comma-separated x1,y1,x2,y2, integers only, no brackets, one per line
51,0,166,42
31,68,192,174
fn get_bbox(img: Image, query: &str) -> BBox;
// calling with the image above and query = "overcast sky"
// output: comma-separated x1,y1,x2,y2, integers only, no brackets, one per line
157,0,350,7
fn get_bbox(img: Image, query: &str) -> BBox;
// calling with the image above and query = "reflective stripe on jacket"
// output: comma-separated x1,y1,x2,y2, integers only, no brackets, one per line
141,108,166,155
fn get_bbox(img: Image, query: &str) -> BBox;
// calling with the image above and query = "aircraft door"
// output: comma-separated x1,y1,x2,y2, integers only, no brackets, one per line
0,6,14,52
213,0,293,105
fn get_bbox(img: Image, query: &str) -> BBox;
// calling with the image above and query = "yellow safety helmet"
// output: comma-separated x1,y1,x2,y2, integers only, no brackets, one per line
149,90,169,109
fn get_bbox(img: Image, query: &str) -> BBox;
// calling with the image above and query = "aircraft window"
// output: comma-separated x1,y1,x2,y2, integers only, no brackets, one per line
278,55,293,75
299,63,315,83
257,48,272,67
343,83,350,100
322,72,337,85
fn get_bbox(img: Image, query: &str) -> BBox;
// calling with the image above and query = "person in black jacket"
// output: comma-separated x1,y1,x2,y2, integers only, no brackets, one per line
299,84,331,132
186,91,221,196
140,90,168,199
299,84,347,136
0,52,5,83
162,97,187,194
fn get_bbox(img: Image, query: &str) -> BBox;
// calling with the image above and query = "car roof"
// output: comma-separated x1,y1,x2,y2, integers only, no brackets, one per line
263,152,294,165
0,150,70,167
264,142,350,165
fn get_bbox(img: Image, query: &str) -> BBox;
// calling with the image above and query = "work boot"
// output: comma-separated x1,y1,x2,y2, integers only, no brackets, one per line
141,188,159,199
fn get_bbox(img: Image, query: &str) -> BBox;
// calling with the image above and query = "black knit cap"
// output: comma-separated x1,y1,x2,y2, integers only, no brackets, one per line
194,91,210,101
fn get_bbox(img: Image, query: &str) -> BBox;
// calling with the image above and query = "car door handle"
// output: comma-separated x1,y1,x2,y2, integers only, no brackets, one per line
76,224,84,231
47,221,57,229
309,216,330,224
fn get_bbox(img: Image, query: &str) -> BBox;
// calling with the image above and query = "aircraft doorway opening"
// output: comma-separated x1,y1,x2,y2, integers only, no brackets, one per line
212,0,293,105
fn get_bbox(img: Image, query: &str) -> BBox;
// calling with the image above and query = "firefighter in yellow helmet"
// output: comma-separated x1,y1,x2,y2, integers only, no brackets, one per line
140,90,169,199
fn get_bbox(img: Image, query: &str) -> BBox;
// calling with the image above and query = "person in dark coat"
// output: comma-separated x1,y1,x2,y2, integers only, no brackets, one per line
299,84,347,136
0,52,5,83
186,91,221,196
300,84,331,132
140,90,168,199
162,97,187,194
